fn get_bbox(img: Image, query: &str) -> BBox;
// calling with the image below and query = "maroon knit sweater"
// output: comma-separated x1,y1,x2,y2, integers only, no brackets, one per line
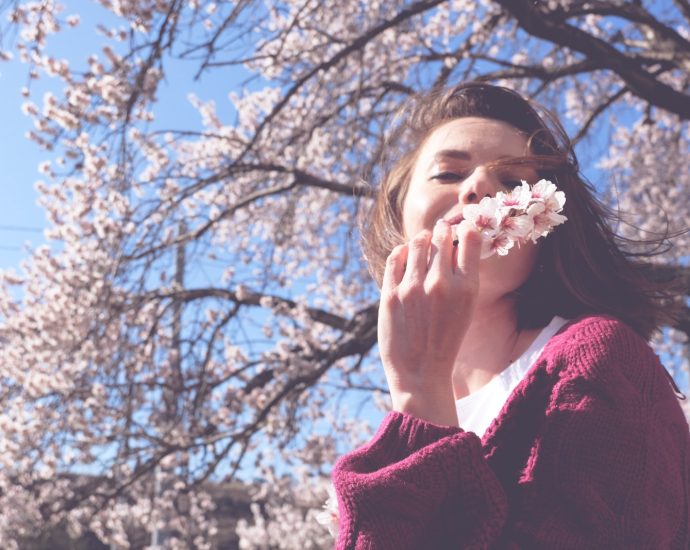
332,316,690,549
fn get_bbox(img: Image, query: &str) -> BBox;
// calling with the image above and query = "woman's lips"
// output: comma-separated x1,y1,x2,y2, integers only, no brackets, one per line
444,213,464,226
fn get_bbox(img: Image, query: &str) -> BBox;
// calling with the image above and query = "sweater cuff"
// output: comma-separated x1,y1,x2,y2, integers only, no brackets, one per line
336,411,473,480
375,411,464,456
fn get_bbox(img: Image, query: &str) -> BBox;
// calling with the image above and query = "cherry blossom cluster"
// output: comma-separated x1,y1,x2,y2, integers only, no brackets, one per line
315,483,340,537
457,179,567,259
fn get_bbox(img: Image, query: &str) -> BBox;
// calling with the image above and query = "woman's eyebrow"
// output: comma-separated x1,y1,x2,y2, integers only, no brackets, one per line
432,151,526,163
433,149,472,162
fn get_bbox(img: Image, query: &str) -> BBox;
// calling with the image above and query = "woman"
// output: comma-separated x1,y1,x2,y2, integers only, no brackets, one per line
332,83,689,549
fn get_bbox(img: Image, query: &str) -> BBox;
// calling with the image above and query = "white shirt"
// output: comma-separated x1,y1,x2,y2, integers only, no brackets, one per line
455,316,570,438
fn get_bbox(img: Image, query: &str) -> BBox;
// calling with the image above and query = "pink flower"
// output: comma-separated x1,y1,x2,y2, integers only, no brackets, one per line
526,200,567,242
489,232,515,257
496,180,531,210
463,196,500,235
316,483,339,537
463,179,567,258
499,211,533,240
530,179,565,210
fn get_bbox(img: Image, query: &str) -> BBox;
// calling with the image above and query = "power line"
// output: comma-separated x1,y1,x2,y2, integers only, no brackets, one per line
0,225,43,233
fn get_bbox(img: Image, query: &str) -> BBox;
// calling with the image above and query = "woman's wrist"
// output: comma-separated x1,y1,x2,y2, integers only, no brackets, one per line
390,388,459,427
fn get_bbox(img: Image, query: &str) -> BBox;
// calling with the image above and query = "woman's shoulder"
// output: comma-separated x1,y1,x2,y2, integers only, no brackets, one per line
540,314,669,402
554,313,638,336
547,314,652,357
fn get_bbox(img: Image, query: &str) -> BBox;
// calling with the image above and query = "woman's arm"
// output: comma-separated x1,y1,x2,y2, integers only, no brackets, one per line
332,412,507,550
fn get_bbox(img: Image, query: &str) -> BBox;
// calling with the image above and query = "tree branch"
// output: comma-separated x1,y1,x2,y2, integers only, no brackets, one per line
675,0,690,24
560,2,690,55
234,0,447,163
494,0,690,118
143,286,363,331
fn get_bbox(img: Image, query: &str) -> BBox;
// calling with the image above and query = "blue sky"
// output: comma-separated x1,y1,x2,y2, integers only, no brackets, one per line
0,54,47,270
0,2,248,271
0,2,119,270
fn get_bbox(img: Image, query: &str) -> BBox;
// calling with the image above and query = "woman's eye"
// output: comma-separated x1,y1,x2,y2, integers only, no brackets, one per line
431,171,465,182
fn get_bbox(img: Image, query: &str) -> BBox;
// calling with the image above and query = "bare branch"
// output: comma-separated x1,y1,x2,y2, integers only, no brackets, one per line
561,2,690,55
143,286,360,331
675,0,690,24
494,0,690,118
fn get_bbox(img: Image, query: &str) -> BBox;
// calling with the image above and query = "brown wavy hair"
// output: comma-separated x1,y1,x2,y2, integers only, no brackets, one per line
360,82,681,340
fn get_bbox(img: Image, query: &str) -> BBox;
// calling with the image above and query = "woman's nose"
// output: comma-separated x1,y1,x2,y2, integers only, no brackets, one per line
457,166,497,204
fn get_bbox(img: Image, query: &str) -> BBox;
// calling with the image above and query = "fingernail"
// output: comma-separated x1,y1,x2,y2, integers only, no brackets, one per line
435,218,447,226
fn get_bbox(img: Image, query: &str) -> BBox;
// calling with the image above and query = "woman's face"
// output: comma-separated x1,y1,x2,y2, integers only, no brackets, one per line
401,117,541,301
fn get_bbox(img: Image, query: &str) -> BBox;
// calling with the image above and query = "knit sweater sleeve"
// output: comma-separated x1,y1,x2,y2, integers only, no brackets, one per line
332,412,508,549
332,317,690,550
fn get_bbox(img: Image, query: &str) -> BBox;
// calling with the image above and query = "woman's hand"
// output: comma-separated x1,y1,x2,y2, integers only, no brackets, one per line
378,219,482,426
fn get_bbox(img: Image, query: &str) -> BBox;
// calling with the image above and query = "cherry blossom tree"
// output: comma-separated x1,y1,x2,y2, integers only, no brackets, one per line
0,0,688,547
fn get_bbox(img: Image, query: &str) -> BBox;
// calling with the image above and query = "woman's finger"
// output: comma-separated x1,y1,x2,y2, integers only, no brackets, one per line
454,220,482,277
402,230,431,285
428,219,453,277
381,244,407,293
